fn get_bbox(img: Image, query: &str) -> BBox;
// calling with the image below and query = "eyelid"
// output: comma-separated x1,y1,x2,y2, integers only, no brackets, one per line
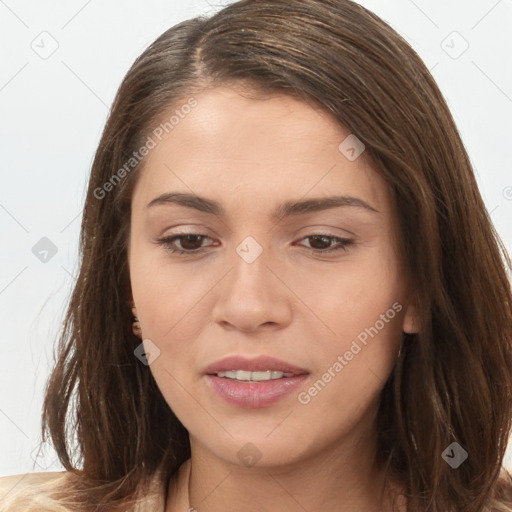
296,224,357,238
154,230,356,256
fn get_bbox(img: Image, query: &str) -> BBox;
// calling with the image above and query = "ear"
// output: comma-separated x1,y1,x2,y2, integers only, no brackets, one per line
402,293,421,334
128,296,137,317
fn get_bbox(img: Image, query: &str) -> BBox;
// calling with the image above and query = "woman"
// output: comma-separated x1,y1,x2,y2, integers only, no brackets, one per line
1,0,512,510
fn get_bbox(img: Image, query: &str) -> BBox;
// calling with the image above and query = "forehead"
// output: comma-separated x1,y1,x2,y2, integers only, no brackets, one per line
152,85,355,162
133,85,392,216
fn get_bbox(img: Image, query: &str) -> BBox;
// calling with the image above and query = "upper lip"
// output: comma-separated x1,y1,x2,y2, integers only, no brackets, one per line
205,355,309,375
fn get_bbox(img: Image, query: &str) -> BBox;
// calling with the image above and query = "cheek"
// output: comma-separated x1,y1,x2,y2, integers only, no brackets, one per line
129,242,213,341
294,307,403,445
292,248,405,399
290,243,403,337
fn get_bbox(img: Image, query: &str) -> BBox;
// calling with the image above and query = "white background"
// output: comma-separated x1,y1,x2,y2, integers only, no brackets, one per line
1,0,511,476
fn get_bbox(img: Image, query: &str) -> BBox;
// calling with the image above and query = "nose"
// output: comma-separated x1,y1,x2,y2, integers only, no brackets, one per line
211,242,294,333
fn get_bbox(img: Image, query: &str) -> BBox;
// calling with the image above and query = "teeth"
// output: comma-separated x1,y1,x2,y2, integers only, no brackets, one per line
216,370,295,381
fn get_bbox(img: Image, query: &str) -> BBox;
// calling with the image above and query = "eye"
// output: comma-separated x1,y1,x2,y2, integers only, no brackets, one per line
155,233,213,254
297,234,355,254
155,232,354,256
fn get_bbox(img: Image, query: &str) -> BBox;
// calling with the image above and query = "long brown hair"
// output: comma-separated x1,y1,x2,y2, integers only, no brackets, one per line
25,0,512,510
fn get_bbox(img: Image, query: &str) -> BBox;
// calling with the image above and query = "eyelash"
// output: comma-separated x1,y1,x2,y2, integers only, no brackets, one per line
155,232,355,256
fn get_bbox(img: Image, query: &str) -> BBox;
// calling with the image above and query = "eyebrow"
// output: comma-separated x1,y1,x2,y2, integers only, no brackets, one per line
146,192,379,219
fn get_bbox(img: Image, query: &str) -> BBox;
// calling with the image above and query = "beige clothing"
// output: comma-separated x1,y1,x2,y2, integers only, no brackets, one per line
0,459,191,512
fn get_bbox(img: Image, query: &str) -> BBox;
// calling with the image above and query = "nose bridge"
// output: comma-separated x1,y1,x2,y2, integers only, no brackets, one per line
212,232,293,330
229,233,274,299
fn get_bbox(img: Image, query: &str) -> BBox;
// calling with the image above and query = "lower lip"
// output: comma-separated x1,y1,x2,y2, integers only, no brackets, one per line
205,374,309,408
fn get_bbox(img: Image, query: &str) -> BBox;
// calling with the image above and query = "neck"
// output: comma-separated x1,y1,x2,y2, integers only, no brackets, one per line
180,417,406,512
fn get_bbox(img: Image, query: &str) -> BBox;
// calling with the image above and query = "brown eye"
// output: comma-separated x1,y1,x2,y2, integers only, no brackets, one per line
156,233,212,254
299,234,355,254
177,234,206,251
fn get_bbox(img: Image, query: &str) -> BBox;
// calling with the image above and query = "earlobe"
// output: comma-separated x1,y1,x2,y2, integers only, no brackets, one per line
129,298,142,339
402,300,420,334
128,297,140,333
128,296,137,314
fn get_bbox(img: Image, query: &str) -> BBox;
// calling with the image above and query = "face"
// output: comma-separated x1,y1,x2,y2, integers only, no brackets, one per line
127,84,418,468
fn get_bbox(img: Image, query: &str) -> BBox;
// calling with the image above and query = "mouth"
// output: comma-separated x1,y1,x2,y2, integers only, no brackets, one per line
215,370,297,381
204,355,310,408
204,354,308,376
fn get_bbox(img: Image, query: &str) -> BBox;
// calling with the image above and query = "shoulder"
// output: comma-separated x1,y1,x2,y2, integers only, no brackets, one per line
0,470,67,489
0,468,169,512
497,466,512,490
0,471,70,512
488,468,512,511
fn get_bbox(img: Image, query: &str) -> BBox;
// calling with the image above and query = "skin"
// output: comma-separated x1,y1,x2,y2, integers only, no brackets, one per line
127,84,419,512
